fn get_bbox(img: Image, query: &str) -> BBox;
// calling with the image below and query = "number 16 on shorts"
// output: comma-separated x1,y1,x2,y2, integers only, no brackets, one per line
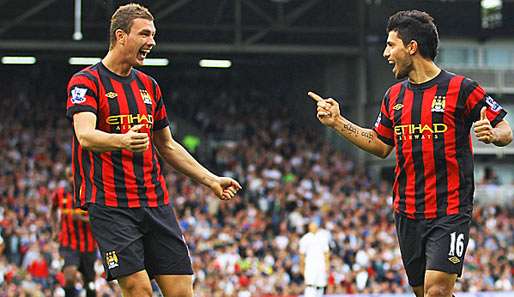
448,232,464,264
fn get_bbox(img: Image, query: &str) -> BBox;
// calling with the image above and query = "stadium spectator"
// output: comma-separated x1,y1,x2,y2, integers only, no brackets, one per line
51,167,97,297
299,221,330,297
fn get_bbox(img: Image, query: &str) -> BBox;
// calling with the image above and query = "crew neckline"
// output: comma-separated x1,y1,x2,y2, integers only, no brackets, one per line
407,69,446,90
98,62,135,82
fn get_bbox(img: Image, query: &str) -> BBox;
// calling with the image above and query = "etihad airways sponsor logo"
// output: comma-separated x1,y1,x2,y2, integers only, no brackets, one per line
106,114,153,125
394,123,448,140
106,114,153,131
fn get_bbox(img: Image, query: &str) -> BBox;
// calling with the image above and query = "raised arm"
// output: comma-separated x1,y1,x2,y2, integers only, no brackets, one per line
308,92,393,159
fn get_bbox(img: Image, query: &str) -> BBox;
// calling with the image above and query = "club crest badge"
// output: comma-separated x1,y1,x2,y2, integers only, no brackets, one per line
431,96,446,113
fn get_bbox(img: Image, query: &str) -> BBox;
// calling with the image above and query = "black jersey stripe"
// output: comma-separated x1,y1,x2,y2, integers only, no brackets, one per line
411,90,425,220
394,84,407,214
431,77,450,217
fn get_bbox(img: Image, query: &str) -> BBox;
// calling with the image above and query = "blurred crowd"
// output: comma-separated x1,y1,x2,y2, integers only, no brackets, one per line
0,71,513,297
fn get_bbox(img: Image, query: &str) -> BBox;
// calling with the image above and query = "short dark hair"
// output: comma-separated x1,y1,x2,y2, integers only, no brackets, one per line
386,10,439,60
109,3,154,49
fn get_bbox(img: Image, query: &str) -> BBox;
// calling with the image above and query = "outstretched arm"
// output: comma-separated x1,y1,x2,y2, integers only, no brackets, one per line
153,127,242,200
308,92,393,159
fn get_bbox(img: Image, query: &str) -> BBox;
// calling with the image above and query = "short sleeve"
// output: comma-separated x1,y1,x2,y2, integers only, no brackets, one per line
372,89,394,146
462,79,507,127
152,81,170,131
66,74,98,119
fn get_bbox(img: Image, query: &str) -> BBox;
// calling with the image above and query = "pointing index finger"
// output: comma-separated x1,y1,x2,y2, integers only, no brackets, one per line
308,91,324,103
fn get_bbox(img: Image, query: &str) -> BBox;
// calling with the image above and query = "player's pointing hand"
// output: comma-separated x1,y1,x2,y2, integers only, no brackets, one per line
308,91,341,128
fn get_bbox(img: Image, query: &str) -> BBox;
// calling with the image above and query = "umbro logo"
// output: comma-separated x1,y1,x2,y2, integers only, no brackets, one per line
448,256,460,264
105,92,117,99
393,104,404,110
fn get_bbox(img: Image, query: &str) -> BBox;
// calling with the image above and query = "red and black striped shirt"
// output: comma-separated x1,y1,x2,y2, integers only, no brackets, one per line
52,187,96,253
66,62,170,208
373,70,507,219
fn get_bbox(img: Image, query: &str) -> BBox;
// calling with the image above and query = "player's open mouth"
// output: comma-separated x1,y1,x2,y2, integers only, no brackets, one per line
138,49,150,60
388,60,396,72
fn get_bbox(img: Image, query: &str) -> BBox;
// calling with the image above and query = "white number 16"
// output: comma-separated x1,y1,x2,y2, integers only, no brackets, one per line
448,232,464,257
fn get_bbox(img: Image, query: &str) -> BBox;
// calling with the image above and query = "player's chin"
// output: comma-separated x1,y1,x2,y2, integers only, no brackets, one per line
134,58,145,66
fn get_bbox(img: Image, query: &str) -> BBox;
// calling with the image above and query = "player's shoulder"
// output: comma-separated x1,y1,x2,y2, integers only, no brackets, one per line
458,75,481,91
133,68,158,86
69,64,100,85
441,69,478,89
382,81,405,102
72,64,99,78
387,80,406,94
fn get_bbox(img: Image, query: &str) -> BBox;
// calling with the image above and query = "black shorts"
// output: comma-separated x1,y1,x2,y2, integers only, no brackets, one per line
59,247,97,282
395,212,471,287
88,203,193,281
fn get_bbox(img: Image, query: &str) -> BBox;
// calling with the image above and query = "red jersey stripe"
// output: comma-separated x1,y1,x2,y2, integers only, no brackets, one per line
401,88,416,218
420,86,438,219
445,76,465,215
387,84,402,212
78,220,86,252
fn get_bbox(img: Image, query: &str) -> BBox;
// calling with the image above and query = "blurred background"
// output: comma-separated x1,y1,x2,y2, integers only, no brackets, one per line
0,0,512,296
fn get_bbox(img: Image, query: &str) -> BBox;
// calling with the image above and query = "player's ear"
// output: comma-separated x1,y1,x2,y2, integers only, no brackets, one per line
115,29,127,46
407,40,418,56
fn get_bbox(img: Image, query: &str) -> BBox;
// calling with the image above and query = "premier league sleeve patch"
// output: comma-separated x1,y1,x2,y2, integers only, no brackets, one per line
70,87,88,104
485,96,502,113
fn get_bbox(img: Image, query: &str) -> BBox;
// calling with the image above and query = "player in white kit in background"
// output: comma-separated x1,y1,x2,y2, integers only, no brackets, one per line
299,221,331,297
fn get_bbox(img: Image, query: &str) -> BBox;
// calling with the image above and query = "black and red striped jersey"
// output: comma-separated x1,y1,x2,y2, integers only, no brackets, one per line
373,70,507,219
52,187,96,253
66,62,170,208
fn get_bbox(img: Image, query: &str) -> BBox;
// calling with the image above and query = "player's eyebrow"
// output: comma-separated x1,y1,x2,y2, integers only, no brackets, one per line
139,28,155,36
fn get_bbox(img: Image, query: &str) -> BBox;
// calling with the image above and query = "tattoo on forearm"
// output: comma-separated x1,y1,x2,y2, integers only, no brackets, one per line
361,131,373,143
342,123,358,135
336,122,373,143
